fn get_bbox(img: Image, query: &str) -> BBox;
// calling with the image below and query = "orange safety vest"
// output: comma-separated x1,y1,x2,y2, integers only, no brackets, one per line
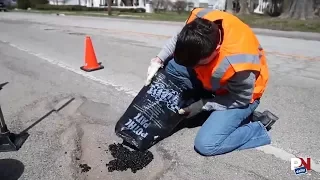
186,8,269,103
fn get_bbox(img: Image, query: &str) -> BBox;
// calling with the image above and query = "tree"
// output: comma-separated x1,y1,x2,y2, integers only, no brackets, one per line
315,2,320,16
107,0,112,15
280,0,319,20
174,0,187,14
62,0,70,4
238,0,250,14
17,0,31,9
152,0,167,12
225,0,235,13
27,0,48,7
266,0,284,17
121,0,132,6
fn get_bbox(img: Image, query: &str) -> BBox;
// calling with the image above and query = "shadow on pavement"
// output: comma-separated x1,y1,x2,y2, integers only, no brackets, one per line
172,111,211,132
0,158,25,180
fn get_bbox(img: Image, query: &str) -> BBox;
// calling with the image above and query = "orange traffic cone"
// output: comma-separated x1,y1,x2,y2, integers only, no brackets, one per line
80,36,104,72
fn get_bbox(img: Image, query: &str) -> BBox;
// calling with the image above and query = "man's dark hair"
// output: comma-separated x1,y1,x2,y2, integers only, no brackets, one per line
174,17,220,67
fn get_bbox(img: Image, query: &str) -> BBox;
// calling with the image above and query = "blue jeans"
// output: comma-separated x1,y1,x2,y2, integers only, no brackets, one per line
165,59,271,156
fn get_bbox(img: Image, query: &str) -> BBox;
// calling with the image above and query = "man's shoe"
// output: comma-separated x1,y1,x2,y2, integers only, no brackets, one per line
252,110,279,131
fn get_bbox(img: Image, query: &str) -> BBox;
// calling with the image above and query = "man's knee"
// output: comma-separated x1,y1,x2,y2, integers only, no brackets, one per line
194,136,221,156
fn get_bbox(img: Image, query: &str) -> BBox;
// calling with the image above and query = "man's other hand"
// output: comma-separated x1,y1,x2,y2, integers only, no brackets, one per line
178,99,207,119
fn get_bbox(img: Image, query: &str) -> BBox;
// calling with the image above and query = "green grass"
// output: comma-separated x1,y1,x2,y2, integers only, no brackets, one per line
238,14,320,32
15,9,320,33
117,11,190,21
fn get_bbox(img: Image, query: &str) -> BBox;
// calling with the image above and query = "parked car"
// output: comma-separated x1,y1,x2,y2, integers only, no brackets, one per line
0,2,7,11
0,0,11,12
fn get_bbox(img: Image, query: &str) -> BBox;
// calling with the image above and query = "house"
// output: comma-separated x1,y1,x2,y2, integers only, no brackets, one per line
49,0,143,7
49,0,86,6
48,0,227,10
0,0,17,6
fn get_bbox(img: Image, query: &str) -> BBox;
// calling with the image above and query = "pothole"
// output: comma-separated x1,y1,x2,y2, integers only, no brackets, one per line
76,99,117,122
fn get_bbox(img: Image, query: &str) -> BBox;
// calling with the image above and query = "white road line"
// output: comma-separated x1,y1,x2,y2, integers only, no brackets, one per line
3,40,320,173
4,41,138,97
257,145,320,173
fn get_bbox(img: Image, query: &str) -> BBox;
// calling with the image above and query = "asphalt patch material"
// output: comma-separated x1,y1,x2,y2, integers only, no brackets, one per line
106,143,154,173
79,164,92,173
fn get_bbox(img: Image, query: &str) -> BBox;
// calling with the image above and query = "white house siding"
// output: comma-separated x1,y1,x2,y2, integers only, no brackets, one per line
169,0,226,10
49,0,87,6
209,0,226,10
49,0,142,7
49,0,106,6
85,0,107,7
49,0,226,9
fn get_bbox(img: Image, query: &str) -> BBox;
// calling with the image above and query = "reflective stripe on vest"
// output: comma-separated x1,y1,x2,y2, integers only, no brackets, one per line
212,54,261,92
196,8,212,17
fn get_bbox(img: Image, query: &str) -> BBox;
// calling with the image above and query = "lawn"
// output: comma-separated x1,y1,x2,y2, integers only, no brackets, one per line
16,9,320,33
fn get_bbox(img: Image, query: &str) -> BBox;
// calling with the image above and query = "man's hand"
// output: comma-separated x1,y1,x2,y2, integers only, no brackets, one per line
178,99,207,119
145,57,163,86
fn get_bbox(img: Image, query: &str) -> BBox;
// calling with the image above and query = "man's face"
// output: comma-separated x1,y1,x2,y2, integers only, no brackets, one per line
196,28,222,67
196,45,221,67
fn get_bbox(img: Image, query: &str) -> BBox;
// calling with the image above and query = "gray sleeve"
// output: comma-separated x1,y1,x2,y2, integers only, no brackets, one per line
203,71,256,111
156,31,179,63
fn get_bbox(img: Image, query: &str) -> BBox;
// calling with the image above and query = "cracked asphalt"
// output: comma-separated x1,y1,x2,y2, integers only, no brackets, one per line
0,12,319,180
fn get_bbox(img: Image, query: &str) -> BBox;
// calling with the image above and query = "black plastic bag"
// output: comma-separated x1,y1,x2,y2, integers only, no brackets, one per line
115,69,187,151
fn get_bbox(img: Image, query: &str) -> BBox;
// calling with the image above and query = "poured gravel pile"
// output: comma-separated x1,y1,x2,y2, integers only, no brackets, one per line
79,164,91,173
106,143,154,173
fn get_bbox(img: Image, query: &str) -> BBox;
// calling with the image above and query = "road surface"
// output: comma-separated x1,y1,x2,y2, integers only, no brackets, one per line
0,12,320,180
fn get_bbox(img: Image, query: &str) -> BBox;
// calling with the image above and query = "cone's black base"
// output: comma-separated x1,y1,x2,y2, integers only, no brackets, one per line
0,131,29,152
80,62,104,72
0,82,29,152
